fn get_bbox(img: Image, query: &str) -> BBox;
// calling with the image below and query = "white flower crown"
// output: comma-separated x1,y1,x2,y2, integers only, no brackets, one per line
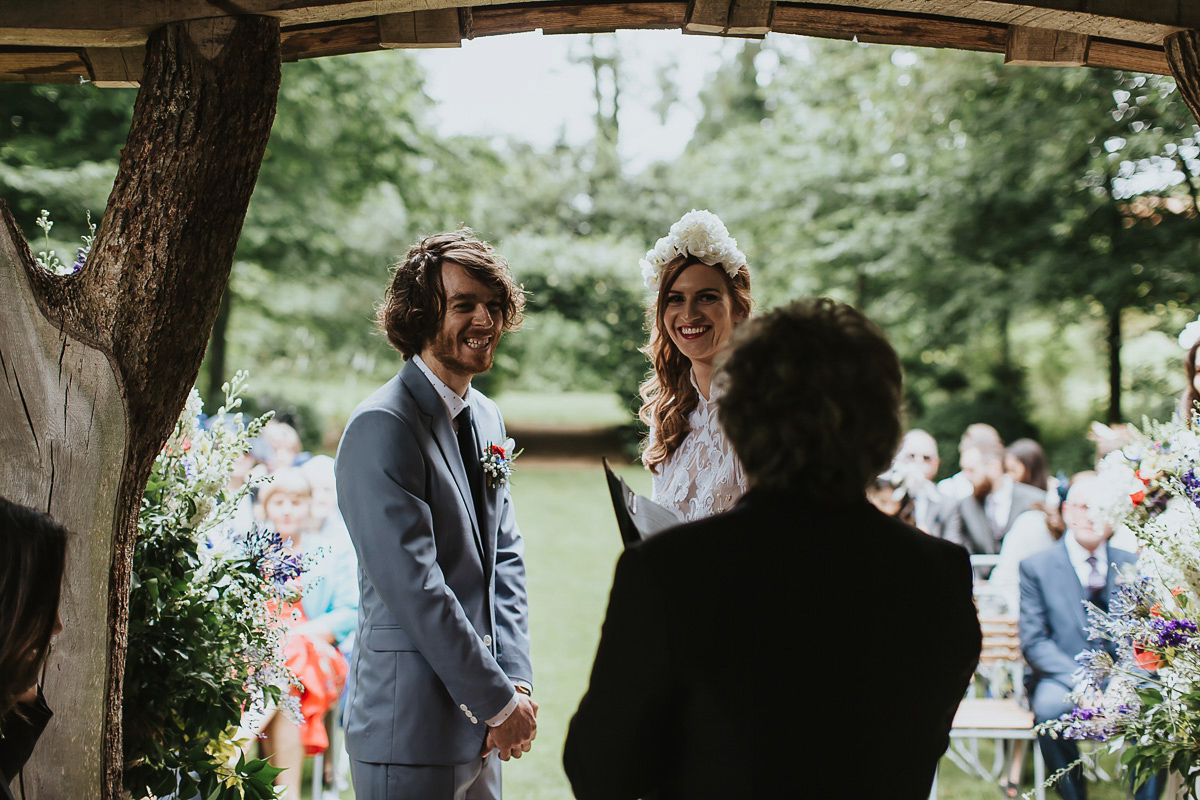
639,209,747,290
1180,314,1200,351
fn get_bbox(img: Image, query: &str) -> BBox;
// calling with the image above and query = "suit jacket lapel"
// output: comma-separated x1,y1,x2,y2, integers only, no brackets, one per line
401,362,485,557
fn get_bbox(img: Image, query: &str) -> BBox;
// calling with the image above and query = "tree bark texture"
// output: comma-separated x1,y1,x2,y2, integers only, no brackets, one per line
1166,31,1200,127
0,15,280,798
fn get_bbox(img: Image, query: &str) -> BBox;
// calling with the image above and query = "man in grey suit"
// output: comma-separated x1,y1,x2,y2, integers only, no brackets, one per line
939,438,1044,555
335,230,536,799
1019,473,1160,800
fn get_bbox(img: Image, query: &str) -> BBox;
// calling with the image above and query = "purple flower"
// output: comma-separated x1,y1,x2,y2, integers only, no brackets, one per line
1152,617,1198,649
71,247,87,273
236,525,305,585
1183,468,1200,510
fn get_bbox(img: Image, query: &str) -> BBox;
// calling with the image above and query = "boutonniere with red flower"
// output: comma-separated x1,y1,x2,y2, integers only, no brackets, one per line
481,438,521,488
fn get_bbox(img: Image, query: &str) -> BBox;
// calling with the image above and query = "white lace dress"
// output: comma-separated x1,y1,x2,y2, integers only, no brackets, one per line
649,376,749,523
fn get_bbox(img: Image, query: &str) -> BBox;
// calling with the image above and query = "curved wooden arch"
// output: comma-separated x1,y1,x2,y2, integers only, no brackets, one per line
0,0,1194,85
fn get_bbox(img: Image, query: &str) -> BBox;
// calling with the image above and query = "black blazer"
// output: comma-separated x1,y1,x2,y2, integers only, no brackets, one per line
564,489,982,800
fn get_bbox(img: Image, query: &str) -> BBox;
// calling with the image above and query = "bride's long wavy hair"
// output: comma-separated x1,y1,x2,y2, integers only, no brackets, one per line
638,255,752,472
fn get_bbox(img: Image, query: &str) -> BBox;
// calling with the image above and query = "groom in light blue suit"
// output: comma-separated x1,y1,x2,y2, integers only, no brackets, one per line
336,230,536,799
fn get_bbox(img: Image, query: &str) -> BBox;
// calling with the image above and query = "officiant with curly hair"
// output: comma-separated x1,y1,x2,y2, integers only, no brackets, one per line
637,210,754,523
565,299,981,800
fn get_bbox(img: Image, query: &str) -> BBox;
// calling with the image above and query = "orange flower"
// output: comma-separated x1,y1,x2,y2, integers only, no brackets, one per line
1133,642,1165,671
1131,490,1146,506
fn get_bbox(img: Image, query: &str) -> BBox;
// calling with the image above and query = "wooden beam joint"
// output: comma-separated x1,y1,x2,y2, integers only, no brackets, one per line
84,45,145,87
1004,24,1088,67
377,9,463,49
685,0,772,38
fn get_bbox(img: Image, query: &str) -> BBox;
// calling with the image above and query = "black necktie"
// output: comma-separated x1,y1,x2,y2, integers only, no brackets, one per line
456,406,484,521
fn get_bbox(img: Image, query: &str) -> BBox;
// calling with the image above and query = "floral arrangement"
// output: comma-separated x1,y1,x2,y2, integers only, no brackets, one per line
1037,413,1200,796
1180,313,1200,352
639,209,746,289
481,438,521,488
123,372,301,800
33,209,93,275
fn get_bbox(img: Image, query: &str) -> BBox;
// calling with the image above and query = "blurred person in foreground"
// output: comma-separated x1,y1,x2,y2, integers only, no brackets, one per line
564,298,981,800
0,496,68,800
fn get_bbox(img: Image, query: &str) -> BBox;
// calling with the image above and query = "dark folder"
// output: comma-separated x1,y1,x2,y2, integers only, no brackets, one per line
602,457,679,547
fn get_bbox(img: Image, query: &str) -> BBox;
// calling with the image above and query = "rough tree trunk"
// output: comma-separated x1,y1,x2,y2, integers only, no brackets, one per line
0,15,280,798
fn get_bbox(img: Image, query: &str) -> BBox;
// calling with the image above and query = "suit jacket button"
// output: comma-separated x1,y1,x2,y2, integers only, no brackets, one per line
460,704,468,711
483,635,493,646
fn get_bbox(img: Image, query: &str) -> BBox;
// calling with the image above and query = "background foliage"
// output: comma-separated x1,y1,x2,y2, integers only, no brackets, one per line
2,36,1197,476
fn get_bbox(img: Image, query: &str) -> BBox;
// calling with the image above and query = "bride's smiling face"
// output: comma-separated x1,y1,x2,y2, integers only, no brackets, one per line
661,263,743,369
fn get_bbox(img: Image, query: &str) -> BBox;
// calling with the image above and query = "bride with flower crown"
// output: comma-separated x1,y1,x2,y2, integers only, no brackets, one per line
637,210,754,522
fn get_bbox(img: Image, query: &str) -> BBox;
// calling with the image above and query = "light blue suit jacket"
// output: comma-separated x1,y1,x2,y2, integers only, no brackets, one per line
335,361,532,765
1018,537,1136,692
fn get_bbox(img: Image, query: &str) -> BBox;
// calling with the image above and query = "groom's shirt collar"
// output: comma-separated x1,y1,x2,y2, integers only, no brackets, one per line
412,355,468,422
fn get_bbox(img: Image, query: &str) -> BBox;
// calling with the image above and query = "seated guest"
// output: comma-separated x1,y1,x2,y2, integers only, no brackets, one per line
937,423,1003,501
893,428,943,532
0,497,68,800
1006,437,1061,510
563,298,981,800
1019,473,1161,800
938,438,1044,556
243,469,355,800
866,471,917,527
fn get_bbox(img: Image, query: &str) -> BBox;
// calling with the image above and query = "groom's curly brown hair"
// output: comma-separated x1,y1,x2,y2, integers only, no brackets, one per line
717,297,903,500
377,228,525,358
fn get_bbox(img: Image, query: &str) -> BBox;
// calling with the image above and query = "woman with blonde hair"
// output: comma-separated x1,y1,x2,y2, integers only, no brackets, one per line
638,210,753,522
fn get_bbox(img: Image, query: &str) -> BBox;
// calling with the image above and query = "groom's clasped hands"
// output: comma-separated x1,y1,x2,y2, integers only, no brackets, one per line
483,692,538,761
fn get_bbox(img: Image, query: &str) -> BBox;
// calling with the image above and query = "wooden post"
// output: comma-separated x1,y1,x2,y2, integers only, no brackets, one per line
0,14,280,799
1166,30,1200,126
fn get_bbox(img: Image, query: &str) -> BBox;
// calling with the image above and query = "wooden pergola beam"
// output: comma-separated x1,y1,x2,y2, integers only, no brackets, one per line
1,0,1192,49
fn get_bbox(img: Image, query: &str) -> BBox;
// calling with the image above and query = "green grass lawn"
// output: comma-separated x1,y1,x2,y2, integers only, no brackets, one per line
317,462,1138,800
495,390,635,429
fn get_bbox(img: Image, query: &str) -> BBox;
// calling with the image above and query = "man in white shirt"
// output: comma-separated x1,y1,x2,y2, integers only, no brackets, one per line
1018,473,1159,800
335,230,535,799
